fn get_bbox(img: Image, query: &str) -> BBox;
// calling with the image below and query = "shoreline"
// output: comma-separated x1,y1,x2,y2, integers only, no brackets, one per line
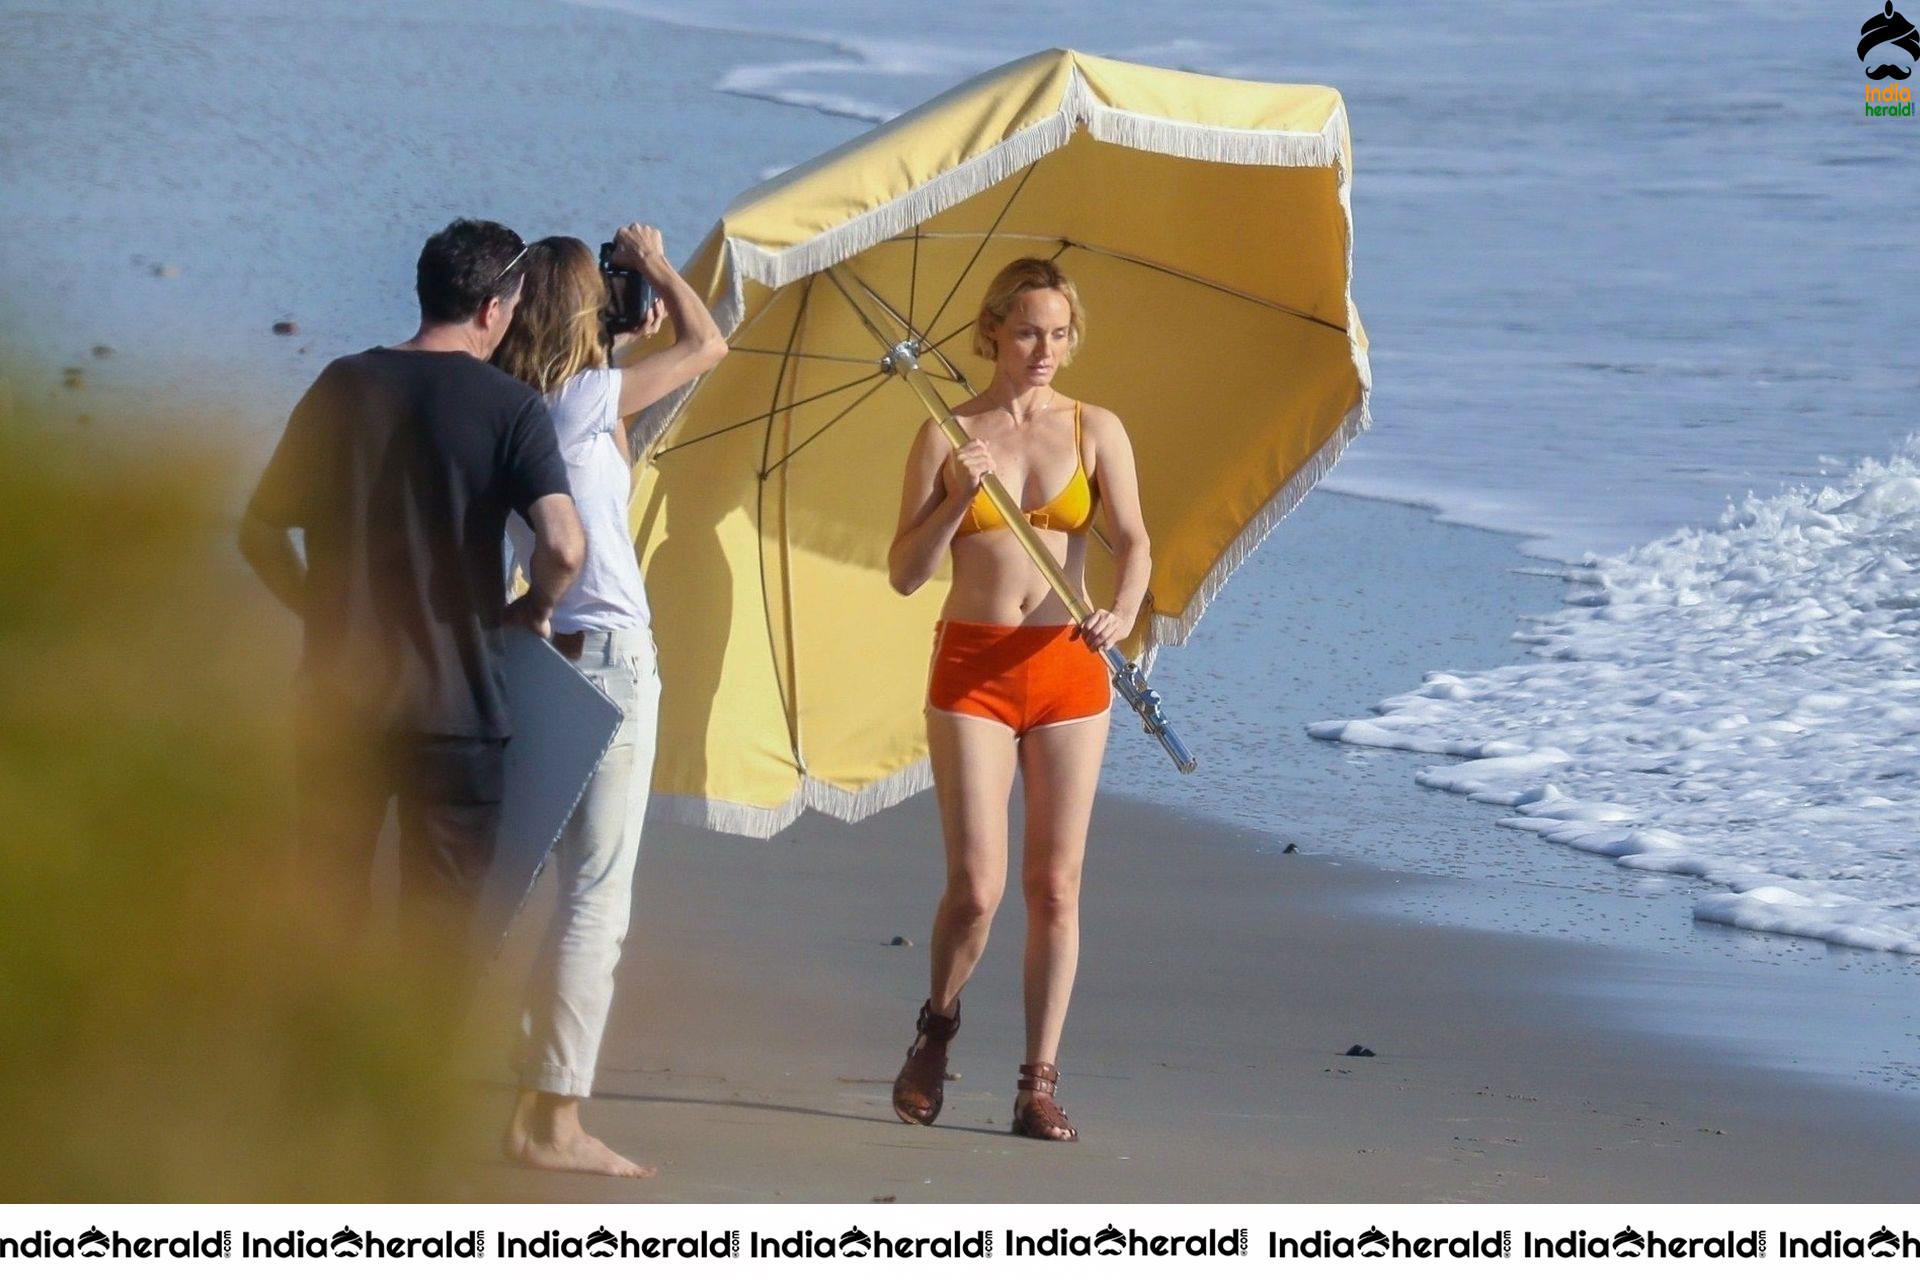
1107,489,1916,1000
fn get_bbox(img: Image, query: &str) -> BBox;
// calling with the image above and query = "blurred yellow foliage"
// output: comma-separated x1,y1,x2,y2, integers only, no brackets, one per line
0,385,478,1201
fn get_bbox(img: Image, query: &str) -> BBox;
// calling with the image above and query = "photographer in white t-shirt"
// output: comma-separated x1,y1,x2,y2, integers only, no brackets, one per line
494,223,726,1179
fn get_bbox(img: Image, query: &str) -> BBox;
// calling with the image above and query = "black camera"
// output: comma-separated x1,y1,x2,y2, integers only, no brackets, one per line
599,241,658,337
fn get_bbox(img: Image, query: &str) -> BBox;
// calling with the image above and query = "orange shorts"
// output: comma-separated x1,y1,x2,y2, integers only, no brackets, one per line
925,620,1111,736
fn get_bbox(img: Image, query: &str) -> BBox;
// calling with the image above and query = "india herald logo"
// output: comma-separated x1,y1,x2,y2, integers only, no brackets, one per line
1860,2,1920,79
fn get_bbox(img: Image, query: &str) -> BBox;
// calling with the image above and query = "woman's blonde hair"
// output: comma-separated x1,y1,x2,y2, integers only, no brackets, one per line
972,257,1085,364
491,237,607,394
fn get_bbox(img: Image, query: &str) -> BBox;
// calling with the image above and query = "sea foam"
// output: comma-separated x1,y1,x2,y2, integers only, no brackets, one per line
1311,441,1920,956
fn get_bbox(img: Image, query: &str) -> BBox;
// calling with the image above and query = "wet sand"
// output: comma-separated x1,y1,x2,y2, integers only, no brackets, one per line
463,785,1920,1203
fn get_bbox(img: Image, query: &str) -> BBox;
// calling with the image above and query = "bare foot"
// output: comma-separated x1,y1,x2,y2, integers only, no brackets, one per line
504,1091,657,1179
507,1129,656,1178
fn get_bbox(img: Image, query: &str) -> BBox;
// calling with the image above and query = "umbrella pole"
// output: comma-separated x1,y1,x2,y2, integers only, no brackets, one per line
823,268,1197,774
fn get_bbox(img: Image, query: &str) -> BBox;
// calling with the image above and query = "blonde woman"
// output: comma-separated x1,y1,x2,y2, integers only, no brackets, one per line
886,258,1150,1141
492,224,726,1177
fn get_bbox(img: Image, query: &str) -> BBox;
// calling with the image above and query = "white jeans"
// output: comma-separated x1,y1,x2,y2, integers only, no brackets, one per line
516,628,660,1098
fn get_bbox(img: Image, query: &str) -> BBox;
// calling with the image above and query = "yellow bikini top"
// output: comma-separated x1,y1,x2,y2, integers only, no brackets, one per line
955,399,1096,537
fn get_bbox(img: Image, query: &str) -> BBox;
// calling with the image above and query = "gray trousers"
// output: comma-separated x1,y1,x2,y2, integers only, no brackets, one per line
515,628,660,1097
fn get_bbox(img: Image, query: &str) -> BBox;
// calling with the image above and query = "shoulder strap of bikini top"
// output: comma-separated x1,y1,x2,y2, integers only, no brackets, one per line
1073,399,1083,456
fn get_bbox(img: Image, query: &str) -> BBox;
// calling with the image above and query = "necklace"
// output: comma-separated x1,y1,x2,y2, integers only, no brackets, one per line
1008,388,1056,431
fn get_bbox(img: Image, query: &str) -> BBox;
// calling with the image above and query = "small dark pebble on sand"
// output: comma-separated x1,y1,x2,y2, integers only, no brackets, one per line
151,263,181,279
91,344,114,359
889,935,912,947
272,319,299,336
1344,1044,1376,1057
871,1195,896,1203
61,367,85,389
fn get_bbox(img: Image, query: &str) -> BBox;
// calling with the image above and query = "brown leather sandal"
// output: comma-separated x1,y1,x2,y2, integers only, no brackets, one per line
1010,1061,1078,1141
891,999,961,1125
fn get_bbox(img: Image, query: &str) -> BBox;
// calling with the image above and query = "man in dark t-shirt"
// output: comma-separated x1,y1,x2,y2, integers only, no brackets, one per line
240,218,586,943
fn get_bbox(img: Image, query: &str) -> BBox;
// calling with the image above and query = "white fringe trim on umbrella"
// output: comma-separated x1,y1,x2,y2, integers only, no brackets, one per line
1082,104,1341,168
1332,102,1374,394
730,111,1075,290
1139,391,1370,673
648,756,934,839
722,69,1349,293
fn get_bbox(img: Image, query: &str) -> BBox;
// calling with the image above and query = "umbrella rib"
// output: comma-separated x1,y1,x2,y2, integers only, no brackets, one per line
908,223,920,334
889,231,1059,242
759,375,894,476
896,232,1348,335
840,264,974,387
888,232,1071,254
918,316,979,361
652,371,884,459
921,156,1041,343
1061,240,1350,334
727,345,879,366
910,241,1066,381
757,279,811,768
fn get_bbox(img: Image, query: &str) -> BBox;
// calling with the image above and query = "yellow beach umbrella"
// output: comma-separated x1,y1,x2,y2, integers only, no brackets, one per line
627,48,1369,836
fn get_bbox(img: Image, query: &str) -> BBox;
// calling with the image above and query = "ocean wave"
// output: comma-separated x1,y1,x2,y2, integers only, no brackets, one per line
553,0,981,123
1311,440,1920,956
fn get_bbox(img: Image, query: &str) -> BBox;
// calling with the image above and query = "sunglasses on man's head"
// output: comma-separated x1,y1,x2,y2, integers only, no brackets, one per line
491,241,530,290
